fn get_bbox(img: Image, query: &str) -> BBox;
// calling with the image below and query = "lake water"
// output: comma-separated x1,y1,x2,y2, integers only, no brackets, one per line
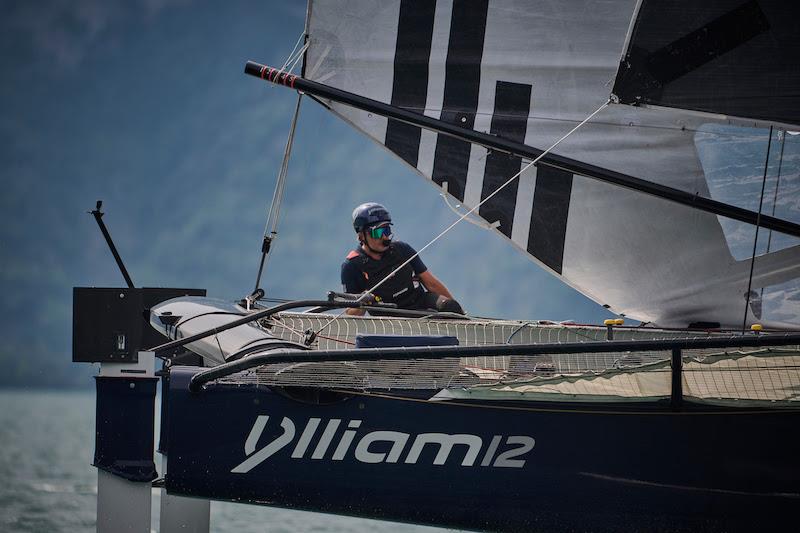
0,389,457,532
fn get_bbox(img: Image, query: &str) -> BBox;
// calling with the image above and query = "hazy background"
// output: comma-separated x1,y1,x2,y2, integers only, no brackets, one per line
0,0,615,389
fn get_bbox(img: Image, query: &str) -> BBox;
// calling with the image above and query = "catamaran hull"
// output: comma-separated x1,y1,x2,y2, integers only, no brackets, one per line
165,368,798,532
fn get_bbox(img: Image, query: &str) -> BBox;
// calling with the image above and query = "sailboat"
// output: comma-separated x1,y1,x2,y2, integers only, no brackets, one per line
77,1,800,531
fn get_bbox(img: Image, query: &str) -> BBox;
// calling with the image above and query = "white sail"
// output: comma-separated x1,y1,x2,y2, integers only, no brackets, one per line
303,0,800,328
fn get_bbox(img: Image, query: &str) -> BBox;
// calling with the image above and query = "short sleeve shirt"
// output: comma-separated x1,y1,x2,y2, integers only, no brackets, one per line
340,241,427,295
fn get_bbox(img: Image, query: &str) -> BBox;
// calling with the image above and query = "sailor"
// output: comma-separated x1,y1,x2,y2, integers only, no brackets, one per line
341,202,464,316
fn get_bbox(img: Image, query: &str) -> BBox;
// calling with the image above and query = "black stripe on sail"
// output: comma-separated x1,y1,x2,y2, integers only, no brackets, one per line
613,0,782,121
479,81,532,237
643,0,768,87
528,166,573,274
431,0,489,201
385,0,436,167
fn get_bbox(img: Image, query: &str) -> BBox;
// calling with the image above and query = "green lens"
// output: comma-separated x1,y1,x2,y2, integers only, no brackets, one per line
370,226,390,239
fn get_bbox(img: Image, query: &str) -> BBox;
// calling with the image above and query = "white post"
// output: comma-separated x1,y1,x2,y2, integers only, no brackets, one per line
159,457,211,533
96,471,152,533
96,351,156,533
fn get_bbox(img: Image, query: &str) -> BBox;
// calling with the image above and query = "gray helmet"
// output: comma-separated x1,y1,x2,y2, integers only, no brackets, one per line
352,202,392,233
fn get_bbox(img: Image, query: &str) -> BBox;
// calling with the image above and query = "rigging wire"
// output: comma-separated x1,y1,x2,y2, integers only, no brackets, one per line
260,296,295,304
252,32,308,298
764,130,787,255
253,92,303,293
759,130,788,306
264,316,356,347
278,32,306,73
742,125,773,333
286,42,309,74
312,99,611,337
362,100,610,303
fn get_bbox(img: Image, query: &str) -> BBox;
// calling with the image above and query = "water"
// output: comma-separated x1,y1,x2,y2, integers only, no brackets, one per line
0,389,456,532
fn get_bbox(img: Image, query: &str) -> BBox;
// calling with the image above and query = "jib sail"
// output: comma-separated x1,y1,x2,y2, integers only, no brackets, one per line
302,0,800,328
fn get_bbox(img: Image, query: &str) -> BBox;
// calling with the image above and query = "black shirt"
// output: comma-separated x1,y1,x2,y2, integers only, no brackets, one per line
340,241,427,307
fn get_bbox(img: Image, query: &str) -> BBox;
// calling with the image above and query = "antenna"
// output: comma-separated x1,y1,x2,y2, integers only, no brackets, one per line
89,200,135,289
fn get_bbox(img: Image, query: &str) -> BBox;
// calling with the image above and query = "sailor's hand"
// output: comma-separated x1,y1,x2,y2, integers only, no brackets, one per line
357,292,380,305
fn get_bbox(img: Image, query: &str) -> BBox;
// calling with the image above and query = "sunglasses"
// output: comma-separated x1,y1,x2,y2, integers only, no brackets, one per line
368,225,392,239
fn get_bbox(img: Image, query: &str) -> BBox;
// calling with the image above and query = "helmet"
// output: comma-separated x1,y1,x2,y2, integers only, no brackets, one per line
352,202,392,233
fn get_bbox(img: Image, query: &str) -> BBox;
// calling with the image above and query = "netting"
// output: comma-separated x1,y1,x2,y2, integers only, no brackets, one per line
261,312,708,373
208,313,800,405
682,349,800,403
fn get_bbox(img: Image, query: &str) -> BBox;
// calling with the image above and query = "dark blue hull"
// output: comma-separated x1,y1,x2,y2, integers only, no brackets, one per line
166,367,799,532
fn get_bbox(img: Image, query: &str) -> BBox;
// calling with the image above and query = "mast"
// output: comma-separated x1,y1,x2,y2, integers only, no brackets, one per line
244,61,800,240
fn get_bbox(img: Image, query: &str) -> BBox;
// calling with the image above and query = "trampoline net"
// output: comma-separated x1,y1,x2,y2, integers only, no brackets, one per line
210,313,800,405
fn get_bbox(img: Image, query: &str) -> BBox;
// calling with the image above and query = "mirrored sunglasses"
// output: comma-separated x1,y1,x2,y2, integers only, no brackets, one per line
368,225,392,239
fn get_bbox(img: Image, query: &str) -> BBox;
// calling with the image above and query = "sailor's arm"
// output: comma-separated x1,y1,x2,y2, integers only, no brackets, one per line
418,270,454,299
341,259,367,315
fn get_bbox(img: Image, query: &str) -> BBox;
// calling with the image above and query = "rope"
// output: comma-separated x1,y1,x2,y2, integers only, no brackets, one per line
263,316,305,337
742,125,773,332
253,34,308,292
764,130,787,255
253,93,303,292
359,99,610,302
760,130,787,305
266,316,356,347
313,99,610,336
278,32,305,73
506,322,533,344
286,42,309,74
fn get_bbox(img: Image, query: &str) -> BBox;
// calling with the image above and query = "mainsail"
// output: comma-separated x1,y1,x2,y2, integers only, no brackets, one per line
302,0,800,328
